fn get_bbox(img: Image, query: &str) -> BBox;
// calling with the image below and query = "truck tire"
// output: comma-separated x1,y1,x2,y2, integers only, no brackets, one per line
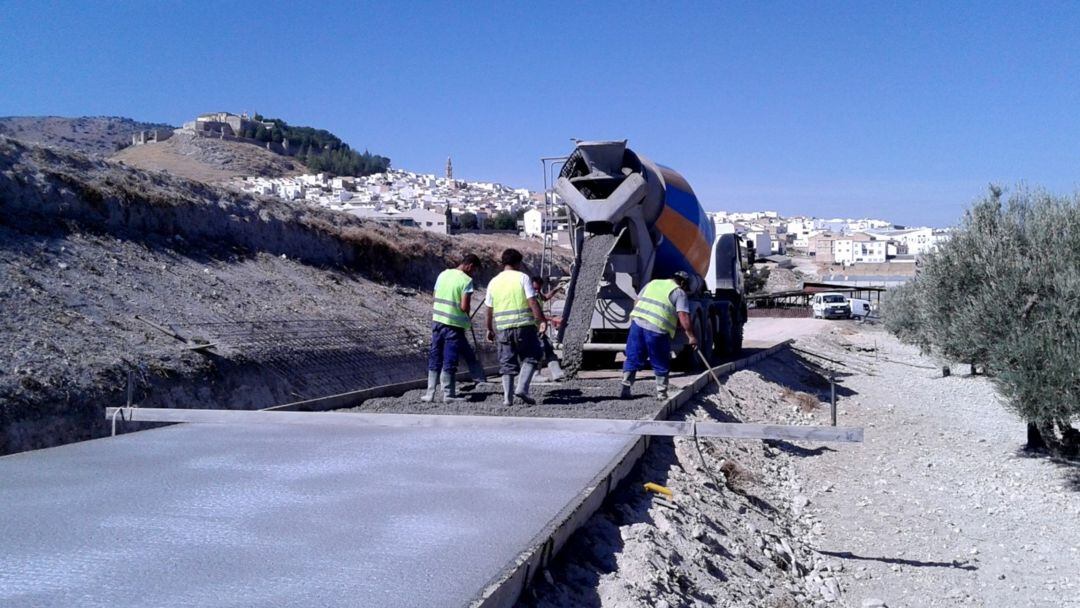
731,319,744,356
715,302,734,359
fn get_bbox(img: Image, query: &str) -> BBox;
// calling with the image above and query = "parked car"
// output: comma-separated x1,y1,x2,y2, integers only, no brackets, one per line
811,292,851,319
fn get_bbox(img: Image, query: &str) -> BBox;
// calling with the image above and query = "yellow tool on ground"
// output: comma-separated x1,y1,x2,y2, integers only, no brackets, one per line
643,482,673,497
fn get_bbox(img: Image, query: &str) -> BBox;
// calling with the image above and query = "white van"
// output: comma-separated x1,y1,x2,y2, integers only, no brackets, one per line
848,298,872,319
811,292,851,319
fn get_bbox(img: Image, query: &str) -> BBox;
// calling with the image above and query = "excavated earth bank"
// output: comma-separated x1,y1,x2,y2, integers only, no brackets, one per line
0,136,558,454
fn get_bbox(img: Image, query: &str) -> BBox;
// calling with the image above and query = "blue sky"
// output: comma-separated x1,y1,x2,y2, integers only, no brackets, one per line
3,1,1080,227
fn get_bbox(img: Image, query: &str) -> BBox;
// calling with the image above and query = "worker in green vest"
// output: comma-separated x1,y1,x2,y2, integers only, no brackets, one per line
422,253,481,403
620,271,698,401
485,248,547,405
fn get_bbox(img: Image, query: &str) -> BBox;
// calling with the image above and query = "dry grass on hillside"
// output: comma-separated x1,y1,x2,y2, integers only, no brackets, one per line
112,131,305,183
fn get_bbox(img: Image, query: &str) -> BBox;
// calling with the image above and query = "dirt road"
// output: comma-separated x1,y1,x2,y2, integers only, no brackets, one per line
744,317,831,348
794,325,1080,607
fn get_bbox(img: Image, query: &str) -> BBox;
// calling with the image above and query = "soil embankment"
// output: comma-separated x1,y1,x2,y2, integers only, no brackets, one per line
0,136,560,454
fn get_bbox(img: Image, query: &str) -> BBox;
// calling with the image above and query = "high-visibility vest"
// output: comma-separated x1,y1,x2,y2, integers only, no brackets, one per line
630,279,679,337
488,270,535,330
432,268,472,328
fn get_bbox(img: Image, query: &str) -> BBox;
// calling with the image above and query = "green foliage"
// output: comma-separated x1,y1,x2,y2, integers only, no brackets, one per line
457,212,478,230
885,186,1080,447
245,116,391,177
491,212,517,230
744,264,771,294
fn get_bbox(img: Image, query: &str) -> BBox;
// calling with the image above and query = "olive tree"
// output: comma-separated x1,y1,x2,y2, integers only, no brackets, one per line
885,186,1079,455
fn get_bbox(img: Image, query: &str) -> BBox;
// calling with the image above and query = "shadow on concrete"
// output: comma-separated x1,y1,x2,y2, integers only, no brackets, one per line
815,549,978,571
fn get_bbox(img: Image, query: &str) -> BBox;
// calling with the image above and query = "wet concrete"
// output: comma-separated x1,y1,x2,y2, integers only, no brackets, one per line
0,421,629,608
351,376,664,420
558,234,616,377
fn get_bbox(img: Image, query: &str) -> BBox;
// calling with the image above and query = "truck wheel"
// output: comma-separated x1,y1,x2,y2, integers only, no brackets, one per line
715,302,734,359
731,319,744,356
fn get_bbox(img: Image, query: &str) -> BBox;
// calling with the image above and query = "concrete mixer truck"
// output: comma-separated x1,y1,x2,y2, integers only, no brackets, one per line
552,140,749,373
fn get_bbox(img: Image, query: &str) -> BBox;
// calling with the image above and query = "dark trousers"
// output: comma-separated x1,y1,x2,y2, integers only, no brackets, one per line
496,325,543,375
428,322,466,372
622,320,672,377
458,329,487,380
539,333,558,364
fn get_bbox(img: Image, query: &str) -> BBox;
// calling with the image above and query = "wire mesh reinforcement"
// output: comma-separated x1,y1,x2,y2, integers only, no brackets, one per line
174,318,496,399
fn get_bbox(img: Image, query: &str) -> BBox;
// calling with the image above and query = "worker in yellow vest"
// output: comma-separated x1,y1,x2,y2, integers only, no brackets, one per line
620,271,698,401
422,253,481,403
485,248,547,405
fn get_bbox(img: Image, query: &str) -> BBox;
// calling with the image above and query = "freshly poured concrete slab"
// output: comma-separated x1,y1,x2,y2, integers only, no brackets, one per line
0,422,629,608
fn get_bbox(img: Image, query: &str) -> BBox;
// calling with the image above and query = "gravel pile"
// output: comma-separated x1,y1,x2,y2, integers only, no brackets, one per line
521,346,847,607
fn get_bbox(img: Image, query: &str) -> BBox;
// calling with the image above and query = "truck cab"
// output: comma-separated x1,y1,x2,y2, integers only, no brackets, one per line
811,292,851,319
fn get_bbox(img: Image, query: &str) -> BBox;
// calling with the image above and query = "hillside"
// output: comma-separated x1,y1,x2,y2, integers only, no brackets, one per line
112,130,308,183
0,116,174,156
0,136,563,455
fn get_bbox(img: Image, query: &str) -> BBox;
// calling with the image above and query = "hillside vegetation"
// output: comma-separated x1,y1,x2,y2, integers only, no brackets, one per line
0,116,175,156
245,114,391,176
884,186,1080,456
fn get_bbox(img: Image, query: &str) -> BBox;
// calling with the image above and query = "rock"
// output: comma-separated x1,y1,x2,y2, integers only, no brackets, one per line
861,599,887,608
824,577,840,598
819,581,837,602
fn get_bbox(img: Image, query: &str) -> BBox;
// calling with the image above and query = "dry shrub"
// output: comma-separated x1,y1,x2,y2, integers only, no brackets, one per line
781,388,820,412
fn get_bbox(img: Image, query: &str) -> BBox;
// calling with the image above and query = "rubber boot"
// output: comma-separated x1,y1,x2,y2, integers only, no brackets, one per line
467,359,488,385
515,362,537,405
502,375,515,406
546,359,565,382
655,375,670,402
440,371,465,403
420,370,439,403
619,371,636,400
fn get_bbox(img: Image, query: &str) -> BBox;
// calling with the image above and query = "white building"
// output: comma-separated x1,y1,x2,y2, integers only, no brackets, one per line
864,227,943,255
833,236,887,265
523,208,545,237
403,208,450,234
745,231,773,256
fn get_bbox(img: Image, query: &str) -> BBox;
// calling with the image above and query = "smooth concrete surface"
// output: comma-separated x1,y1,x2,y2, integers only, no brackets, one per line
0,422,628,608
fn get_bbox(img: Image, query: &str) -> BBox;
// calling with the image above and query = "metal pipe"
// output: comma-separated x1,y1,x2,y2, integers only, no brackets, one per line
830,370,837,426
